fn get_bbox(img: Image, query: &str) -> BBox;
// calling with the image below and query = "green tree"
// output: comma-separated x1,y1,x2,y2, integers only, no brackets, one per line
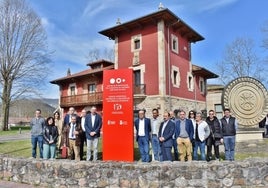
0,0,50,130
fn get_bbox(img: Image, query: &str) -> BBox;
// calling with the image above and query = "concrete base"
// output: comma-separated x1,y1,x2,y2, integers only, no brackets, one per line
236,129,264,142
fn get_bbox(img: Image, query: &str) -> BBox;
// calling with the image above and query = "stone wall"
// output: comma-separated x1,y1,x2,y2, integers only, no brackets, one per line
136,96,206,118
0,156,268,187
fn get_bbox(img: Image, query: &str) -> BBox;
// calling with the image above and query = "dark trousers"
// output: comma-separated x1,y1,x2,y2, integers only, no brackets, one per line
80,131,86,160
161,145,172,161
207,143,220,160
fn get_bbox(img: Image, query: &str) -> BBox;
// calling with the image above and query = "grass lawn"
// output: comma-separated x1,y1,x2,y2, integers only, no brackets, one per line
1,129,268,160
0,140,31,158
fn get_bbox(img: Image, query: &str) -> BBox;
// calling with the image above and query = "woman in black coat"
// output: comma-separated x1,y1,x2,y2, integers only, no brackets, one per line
43,117,59,159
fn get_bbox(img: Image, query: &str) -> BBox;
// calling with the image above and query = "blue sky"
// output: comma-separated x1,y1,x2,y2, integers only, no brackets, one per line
27,0,268,98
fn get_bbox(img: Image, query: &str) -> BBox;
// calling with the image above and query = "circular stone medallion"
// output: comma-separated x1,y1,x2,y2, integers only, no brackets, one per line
222,77,268,127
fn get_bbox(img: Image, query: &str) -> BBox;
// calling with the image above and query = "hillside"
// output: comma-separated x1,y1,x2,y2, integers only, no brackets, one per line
0,98,58,125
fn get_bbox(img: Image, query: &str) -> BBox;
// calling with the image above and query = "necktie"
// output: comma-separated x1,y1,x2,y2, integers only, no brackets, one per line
195,123,198,139
71,124,75,138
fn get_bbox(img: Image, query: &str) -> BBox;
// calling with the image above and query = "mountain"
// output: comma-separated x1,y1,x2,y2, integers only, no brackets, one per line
0,98,59,125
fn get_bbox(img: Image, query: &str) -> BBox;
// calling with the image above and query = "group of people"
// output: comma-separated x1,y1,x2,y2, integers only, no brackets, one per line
30,105,237,162
134,108,238,162
30,106,102,161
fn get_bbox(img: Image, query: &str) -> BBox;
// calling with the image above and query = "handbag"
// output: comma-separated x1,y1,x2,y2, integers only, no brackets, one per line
61,146,68,159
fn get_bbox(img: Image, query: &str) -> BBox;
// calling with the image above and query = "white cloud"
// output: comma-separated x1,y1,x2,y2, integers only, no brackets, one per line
172,0,239,14
48,34,113,66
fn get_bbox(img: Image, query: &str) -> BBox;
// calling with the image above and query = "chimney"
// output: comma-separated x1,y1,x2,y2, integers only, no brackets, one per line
67,68,71,76
116,18,121,25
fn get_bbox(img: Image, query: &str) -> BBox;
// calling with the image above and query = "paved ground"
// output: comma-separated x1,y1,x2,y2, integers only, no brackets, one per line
0,180,37,188
0,132,30,142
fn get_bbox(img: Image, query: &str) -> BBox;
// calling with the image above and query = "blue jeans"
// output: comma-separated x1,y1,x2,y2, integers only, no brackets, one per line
31,135,43,158
193,140,206,160
137,136,150,162
43,143,56,159
223,136,236,161
151,135,162,161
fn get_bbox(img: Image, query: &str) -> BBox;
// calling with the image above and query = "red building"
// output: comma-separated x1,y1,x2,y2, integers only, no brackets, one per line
99,7,217,115
51,7,218,116
50,60,114,114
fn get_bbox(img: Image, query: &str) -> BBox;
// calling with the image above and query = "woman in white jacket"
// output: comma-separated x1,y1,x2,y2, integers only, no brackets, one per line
193,112,210,161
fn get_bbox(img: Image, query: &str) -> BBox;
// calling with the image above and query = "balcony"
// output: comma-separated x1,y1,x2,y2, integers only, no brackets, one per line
134,84,146,95
60,84,146,107
60,92,103,107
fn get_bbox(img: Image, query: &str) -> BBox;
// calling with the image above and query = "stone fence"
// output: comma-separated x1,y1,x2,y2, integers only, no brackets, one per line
0,156,268,187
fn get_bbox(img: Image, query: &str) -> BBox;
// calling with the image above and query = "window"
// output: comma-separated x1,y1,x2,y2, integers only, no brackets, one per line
171,34,179,54
68,83,77,96
171,66,180,88
134,39,140,50
173,71,178,85
215,104,223,119
131,34,142,52
133,70,141,85
70,86,75,96
187,74,193,91
199,77,205,94
88,84,96,93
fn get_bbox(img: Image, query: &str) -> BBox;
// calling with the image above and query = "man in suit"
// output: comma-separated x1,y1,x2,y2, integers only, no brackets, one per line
84,106,102,161
159,111,175,161
175,110,194,161
63,107,80,126
134,109,151,162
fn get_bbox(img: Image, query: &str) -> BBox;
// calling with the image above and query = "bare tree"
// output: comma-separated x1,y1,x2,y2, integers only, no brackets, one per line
261,20,268,59
216,37,265,85
87,47,114,63
0,0,50,130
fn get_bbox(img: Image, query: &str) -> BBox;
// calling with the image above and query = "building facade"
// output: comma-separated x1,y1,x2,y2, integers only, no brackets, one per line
50,60,114,115
51,7,218,117
99,8,217,116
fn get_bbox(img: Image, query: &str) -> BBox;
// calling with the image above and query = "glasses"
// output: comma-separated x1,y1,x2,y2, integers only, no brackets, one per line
209,113,214,115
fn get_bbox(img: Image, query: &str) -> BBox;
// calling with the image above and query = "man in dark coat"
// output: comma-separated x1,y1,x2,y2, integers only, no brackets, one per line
159,111,175,161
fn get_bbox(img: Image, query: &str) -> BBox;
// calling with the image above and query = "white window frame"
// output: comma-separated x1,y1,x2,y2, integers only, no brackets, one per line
68,83,77,96
131,34,142,52
199,77,205,94
171,34,179,54
171,65,180,88
88,83,96,93
187,73,194,91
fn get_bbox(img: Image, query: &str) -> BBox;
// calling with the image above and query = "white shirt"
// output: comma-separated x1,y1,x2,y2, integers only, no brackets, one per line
161,120,169,136
81,117,85,132
138,119,145,136
91,114,96,127
69,123,76,139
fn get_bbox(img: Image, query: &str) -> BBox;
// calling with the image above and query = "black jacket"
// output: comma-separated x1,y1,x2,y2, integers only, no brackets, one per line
43,124,59,145
206,116,223,139
221,116,236,136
